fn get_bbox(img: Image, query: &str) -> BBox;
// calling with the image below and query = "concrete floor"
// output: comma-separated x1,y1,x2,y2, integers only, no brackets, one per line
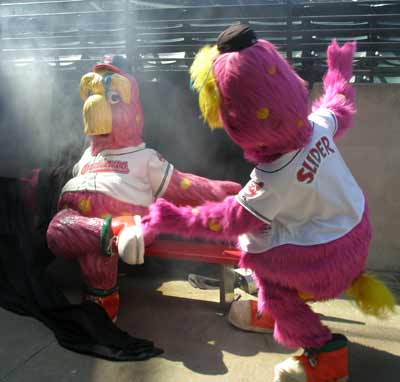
1,259,399,382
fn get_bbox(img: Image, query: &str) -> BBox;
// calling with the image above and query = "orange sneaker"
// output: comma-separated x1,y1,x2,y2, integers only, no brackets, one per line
83,289,120,323
274,334,349,382
228,300,274,333
101,215,144,265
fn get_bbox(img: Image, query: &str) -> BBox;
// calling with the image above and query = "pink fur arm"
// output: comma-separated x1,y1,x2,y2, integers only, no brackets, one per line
162,169,242,207
312,39,357,139
143,196,266,243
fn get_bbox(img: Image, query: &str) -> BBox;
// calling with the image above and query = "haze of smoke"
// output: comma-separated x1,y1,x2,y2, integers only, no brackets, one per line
0,0,251,183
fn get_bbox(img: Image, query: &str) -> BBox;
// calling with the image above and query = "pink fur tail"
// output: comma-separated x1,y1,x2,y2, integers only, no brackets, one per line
312,39,357,139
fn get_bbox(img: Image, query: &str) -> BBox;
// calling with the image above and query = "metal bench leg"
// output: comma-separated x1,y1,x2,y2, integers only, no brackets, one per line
219,265,236,312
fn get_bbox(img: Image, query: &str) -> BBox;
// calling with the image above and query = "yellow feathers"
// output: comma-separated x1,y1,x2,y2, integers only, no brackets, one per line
80,71,131,104
190,45,219,91
346,273,396,318
190,45,223,129
80,72,105,101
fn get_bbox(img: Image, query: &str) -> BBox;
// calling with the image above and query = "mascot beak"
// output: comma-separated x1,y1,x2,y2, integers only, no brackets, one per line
83,94,112,136
80,71,132,136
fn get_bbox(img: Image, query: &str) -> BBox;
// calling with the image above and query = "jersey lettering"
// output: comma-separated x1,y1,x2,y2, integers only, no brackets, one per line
81,160,129,174
297,136,335,184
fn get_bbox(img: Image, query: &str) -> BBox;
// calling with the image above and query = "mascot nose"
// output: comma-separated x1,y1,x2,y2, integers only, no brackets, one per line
83,94,112,135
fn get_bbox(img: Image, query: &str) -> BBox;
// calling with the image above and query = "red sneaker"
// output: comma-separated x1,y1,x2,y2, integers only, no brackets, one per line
274,334,349,382
83,289,120,323
228,299,274,333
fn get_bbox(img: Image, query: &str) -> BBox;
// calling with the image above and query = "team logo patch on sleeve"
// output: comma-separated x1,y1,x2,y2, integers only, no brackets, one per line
244,180,264,197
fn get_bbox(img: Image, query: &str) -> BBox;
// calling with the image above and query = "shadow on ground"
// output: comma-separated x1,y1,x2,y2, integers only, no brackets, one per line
350,342,400,382
46,257,400,380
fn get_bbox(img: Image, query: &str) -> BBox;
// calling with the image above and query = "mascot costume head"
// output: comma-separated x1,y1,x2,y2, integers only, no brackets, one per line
190,24,312,164
80,55,144,154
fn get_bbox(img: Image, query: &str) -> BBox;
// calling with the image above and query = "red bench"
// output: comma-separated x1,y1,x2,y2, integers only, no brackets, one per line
146,239,241,309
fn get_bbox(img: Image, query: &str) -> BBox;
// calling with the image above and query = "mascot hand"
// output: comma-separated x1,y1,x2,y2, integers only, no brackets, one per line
327,39,356,81
117,215,145,265
142,199,188,237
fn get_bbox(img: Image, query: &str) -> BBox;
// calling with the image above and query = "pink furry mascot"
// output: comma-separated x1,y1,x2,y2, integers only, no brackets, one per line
143,25,395,381
46,55,240,322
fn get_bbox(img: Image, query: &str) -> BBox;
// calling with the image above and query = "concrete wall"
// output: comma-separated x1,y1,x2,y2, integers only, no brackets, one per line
312,84,400,271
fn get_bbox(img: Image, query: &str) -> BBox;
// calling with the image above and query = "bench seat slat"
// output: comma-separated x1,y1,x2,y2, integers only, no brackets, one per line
146,239,241,266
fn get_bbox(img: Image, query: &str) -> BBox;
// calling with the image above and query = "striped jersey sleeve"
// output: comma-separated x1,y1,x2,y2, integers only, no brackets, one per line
147,150,174,198
235,173,281,224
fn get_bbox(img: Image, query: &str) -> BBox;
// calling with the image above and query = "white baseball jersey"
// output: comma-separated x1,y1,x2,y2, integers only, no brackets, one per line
237,108,365,253
62,143,174,206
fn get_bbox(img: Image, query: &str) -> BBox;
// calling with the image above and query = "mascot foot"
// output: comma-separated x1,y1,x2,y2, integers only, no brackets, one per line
274,334,348,382
83,287,120,322
228,300,274,333
101,215,145,265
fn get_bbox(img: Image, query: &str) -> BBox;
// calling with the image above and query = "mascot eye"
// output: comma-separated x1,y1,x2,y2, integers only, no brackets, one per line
107,91,121,104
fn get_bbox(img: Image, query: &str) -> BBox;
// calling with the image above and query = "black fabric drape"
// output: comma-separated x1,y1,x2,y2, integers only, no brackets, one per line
0,173,163,361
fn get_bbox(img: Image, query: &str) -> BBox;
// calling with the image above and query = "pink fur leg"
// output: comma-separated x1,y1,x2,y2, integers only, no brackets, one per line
257,278,332,349
312,40,357,139
143,196,266,243
59,191,155,247
163,169,241,207
46,208,118,289
47,208,103,260
79,250,118,290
